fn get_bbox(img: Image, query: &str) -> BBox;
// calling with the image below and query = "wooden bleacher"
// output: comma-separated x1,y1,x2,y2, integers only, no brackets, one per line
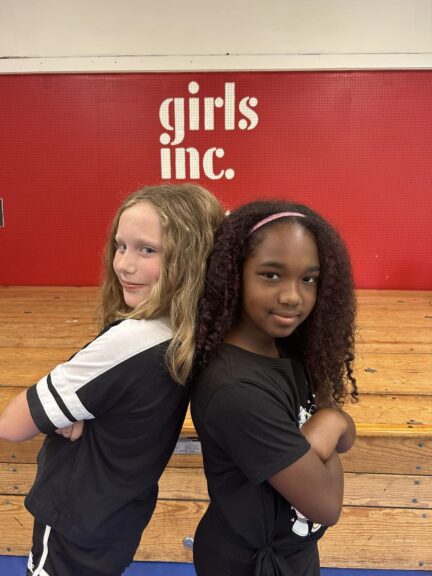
0,287,431,571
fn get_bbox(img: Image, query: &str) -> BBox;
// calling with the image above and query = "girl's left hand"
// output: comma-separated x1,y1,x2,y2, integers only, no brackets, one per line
55,420,84,441
301,408,356,460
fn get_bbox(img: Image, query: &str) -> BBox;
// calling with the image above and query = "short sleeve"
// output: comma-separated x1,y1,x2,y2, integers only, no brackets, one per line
205,381,310,485
27,318,172,434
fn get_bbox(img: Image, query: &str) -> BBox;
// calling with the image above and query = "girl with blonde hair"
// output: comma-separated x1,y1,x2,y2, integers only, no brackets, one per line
0,184,224,576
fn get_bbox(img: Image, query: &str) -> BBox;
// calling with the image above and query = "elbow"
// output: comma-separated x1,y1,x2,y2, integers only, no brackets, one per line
0,429,28,442
0,421,37,442
0,421,12,441
305,499,342,527
0,430,17,442
322,490,343,526
322,506,342,527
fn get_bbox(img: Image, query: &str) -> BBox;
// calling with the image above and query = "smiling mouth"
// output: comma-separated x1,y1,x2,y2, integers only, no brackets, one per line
121,282,145,290
272,312,301,319
271,312,301,325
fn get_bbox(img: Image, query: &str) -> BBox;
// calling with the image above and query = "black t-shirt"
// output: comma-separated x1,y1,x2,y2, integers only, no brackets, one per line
26,318,188,558
191,343,326,576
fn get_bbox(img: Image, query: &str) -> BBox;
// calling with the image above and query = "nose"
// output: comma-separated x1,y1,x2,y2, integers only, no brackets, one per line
278,282,302,306
118,250,137,275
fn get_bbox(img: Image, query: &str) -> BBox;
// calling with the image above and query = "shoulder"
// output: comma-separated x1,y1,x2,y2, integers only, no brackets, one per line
198,344,273,385
194,345,307,427
202,344,304,398
91,317,172,359
195,369,281,427
103,317,172,347
48,317,172,388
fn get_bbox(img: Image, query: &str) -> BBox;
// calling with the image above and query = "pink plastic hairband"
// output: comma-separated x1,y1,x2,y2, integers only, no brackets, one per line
249,212,306,235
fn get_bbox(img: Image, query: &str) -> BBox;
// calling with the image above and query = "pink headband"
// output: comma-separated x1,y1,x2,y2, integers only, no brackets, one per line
250,212,306,234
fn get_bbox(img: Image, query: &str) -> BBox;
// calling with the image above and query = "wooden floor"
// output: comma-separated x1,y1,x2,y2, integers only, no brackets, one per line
0,287,431,571
0,556,428,576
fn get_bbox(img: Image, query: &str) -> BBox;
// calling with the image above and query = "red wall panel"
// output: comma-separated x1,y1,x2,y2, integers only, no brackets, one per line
0,71,431,288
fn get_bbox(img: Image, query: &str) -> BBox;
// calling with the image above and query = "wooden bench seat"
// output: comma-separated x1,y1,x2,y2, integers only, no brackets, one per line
0,287,431,570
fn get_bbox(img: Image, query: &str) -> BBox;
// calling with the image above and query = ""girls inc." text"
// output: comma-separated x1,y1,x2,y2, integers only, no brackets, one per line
159,81,259,180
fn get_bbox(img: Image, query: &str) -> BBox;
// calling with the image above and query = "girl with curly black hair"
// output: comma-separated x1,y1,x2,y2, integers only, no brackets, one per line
191,200,358,576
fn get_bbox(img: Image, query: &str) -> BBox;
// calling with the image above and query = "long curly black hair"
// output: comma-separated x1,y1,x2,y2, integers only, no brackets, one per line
194,200,358,406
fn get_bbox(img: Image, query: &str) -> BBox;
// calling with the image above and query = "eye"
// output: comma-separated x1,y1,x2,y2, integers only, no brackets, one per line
303,275,319,285
114,241,126,253
139,246,156,255
260,271,280,280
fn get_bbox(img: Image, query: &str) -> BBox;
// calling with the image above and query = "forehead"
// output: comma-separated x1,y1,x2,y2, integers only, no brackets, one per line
250,222,319,263
116,201,162,236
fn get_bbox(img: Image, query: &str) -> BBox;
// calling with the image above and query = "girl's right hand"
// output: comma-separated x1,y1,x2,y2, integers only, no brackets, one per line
55,420,84,441
300,408,356,461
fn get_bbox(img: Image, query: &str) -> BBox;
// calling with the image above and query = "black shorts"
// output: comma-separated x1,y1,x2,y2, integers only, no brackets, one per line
27,521,140,576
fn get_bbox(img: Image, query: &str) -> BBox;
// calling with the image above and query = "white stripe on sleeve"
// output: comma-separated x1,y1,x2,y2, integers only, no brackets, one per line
35,378,74,429
36,318,172,425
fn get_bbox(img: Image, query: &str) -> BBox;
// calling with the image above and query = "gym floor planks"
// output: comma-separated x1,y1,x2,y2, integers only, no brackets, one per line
0,557,428,576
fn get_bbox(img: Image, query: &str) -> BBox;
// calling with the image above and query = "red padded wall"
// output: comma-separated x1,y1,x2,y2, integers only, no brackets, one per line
0,71,431,288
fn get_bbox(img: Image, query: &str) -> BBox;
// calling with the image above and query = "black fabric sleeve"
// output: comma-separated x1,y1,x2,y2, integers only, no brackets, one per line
205,381,311,485
25,318,172,433
26,386,55,434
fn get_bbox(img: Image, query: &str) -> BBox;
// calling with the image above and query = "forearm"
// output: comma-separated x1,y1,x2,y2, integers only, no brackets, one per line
324,450,344,513
269,449,344,526
297,450,344,525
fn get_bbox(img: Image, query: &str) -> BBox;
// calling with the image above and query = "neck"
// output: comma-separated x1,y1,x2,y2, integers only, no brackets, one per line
224,326,280,358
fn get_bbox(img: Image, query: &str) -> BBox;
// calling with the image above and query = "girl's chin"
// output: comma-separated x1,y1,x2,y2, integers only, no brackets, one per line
123,290,150,309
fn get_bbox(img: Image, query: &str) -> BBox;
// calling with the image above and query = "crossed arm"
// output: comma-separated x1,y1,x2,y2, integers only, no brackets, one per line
0,389,83,442
268,407,356,526
301,407,356,459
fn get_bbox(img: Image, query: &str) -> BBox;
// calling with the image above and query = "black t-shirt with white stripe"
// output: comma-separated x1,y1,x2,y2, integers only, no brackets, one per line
25,318,188,551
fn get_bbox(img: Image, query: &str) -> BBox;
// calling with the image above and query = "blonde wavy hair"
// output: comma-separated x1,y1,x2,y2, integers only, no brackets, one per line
99,184,224,385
